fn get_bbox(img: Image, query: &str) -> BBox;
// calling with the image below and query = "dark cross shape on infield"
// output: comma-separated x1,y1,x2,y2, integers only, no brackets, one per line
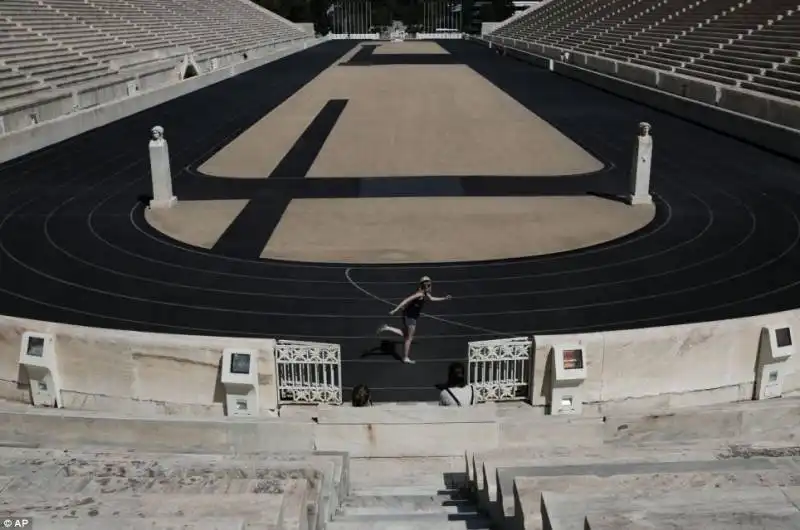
177,47,619,260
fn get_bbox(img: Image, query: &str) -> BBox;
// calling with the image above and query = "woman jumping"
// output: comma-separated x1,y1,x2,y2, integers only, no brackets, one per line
377,276,452,364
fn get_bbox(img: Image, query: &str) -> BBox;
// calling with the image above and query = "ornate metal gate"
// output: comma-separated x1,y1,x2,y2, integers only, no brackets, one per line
276,340,342,405
467,337,532,402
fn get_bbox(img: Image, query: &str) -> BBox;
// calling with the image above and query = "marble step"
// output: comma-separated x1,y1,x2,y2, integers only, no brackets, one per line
586,511,800,529
543,486,800,530
0,493,284,521
0,448,346,498
4,475,289,495
328,512,493,530
350,486,468,497
340,494,477,516
0,456,325,485
32,519,256,530
348,456,466,491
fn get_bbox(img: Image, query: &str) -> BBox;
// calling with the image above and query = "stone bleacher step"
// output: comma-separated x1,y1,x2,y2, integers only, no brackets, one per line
695,57,763,75
31,518,253,530
0,34,48,44
0,43,62,57
730,40,800,53
23,58,97,75
714,47,788,62
5,474,290,495
585,511,800,530
0,450,334,485
0,87,64,112
676,66,738,84
740,80,800,101
51,68,117,88
542,486,800,530
0,490,283,512
3,50,80,64
504,458,800,524
1,492,284,521
781,59,800,71
339,493,475,516
328,512,492,530
0,76,39,92
659,43,706,56
705,52,775,69
684,62,749,80
29,26,90,34
766,68,800,82
752,74,800,91
472,439,796,501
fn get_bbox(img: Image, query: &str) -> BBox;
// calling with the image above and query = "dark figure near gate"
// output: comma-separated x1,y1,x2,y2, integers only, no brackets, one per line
352,384,372,407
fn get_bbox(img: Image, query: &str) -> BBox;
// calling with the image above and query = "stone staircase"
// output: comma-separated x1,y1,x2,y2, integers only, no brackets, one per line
331,488,492,530
330,458,493,530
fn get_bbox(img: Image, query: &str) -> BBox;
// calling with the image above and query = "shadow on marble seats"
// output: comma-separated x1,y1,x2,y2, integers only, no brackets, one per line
465,396,800,530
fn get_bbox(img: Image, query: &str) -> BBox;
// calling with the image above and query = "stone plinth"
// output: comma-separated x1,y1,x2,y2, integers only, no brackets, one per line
148,125,177,209
629,122,653,206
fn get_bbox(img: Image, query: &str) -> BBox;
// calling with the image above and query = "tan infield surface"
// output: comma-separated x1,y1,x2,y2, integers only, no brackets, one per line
147,197,654,263
372,41,449,54
145,200,247,249
154,43,647,264
260,197,655,263
199,41,603,178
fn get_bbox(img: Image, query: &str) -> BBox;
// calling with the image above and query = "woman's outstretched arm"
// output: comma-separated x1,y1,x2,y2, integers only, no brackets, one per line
427,294,452,302
389,292,423,315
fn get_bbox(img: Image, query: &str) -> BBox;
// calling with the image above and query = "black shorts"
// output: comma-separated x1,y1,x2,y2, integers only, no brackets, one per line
403,315,418,327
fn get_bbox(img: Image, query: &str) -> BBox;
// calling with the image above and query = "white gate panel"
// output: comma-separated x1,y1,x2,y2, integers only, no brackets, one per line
468,337,531,402
276,340,342,405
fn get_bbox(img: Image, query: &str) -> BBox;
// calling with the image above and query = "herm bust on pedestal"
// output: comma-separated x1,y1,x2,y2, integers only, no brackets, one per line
148,125,177,209
628,121,653,206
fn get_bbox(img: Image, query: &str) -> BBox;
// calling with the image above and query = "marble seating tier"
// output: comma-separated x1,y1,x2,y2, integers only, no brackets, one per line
0,0,310,134
0,446,349,530
544,487,800,530
487,0,800,130
511,456,800,529
0,395,798,529
469,396,799,501
465,396,800,529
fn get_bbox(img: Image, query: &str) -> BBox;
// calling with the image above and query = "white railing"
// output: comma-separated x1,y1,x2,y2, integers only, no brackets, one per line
468,336,532,402
276,340,342,404
328,33,381,39
416,32,464,39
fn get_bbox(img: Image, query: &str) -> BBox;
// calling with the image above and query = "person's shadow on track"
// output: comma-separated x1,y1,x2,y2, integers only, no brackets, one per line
361,340,404,363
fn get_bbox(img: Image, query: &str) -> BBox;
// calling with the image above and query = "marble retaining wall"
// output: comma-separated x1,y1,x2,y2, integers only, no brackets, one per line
0,308,797,416
0,314,278,416
533,310,800,415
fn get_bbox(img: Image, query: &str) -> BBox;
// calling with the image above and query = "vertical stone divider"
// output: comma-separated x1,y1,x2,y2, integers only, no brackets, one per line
149,125,177,209
629,121,653,206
